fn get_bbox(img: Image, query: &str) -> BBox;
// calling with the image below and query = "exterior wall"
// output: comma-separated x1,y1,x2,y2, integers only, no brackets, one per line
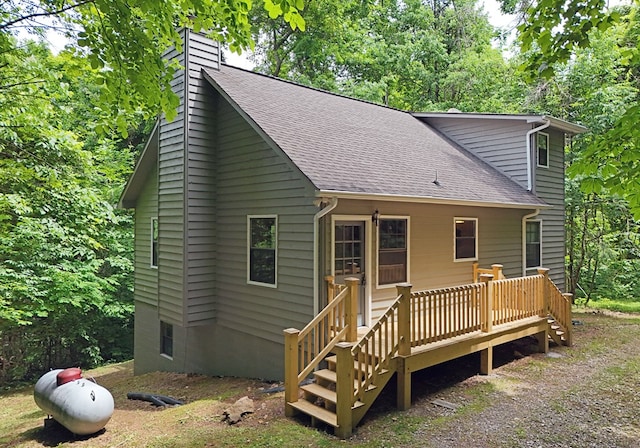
420,117,532,188
325,200,532,322
133,166,158,307
211,95,318,379
533,129,566,289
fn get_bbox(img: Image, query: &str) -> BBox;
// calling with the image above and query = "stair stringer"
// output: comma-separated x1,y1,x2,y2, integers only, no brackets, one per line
351,365,396,426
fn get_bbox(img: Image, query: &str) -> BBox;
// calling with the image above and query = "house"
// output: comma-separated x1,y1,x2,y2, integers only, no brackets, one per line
119,30,586,383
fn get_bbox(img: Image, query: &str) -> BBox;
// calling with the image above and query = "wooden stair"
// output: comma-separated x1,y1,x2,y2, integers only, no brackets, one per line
286,352,390,434
547,315,569,346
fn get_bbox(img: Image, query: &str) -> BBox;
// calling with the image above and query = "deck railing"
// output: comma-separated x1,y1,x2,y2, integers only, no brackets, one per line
492,275,546,326
410,283,485,346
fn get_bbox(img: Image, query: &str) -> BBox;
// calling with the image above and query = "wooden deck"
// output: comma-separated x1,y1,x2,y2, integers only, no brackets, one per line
284,265,573,438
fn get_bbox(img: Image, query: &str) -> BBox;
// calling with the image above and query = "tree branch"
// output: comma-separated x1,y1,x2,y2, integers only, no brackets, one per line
0,1,93,30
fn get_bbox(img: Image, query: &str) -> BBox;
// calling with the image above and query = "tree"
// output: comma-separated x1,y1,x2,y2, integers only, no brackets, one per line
1,0,305,135
250,0,515,112
516,0,640,218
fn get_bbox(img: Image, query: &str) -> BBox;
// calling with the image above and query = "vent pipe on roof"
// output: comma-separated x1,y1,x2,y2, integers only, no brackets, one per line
526,119,550,191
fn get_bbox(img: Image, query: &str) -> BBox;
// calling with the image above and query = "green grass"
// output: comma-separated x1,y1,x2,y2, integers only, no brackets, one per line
576,298,640,313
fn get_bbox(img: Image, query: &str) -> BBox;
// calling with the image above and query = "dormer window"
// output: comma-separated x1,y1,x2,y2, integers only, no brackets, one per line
537,132,549,168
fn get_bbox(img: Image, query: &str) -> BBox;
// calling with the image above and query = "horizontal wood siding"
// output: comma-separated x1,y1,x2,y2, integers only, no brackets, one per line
215,97,317,345
134,166,158,307
185,31,219,325
326,201,529,321
534,129,566,289
422,117,531,188
158,33,186,325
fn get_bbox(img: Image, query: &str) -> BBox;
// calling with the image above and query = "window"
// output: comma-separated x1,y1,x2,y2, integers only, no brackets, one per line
454,218,477,261
160,321,173,358
537,132,549,168
378,218,408,285
151,217,158,268
248,216,277,286
526,221,542,269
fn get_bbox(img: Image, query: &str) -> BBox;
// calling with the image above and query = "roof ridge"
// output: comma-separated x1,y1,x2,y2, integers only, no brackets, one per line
219,63,409,115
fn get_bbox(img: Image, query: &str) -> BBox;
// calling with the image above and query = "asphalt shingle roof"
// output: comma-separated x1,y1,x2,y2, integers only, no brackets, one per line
204,65,547,208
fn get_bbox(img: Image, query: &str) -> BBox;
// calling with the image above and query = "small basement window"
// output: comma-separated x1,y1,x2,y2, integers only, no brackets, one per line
454,218,478,261
160,321,173,358
537,132,549,168
248,216,277,286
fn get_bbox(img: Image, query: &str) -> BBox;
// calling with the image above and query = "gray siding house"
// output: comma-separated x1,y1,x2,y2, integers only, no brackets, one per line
119,30,586,380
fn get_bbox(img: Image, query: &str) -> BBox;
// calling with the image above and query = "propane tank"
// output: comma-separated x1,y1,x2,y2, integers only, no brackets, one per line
34,368,114,435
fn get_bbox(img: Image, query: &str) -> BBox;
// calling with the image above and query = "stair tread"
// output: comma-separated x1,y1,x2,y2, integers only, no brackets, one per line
314,369,379,392
302,383,337,402
288,400,337,427
301,383,366,408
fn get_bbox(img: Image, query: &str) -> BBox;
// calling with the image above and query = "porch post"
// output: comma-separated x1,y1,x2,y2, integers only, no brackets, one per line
479,274,494,375
345,277,360,342
334,342,354,439
283,328,300,416
472,262,479,283
396,283,413,411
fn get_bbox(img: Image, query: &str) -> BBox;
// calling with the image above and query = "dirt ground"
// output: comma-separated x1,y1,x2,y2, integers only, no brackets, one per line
2,308,640,447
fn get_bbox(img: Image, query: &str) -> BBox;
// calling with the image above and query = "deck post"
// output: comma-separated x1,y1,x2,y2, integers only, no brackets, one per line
283,328,300,416
334,342,354,439
326,275,336,302
397,283,413,356
480,346,493,375
491,264,504,280
479,273,494,375
563,293,573,346
345,278,360,342
480,273,494,333
396,283,413,411
536,268,550,316
472,262,479,283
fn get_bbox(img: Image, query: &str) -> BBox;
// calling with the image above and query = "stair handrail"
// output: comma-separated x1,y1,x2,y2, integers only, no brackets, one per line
546,276,573,346
284,277,360,412
350,287,405,404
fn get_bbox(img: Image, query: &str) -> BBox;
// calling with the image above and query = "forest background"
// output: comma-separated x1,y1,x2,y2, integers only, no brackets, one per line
0,0,639,385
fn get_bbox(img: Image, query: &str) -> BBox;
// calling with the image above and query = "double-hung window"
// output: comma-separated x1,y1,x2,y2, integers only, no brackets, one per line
378,218,408,286
248,216,277,286
537,132,549,168
454,218,478,261
151,217,158,268
525,221,542,270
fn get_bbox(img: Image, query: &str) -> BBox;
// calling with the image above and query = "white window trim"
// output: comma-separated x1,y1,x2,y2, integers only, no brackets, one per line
537,132,549,168
453,217,478,262
150,217,158,269
247,215,278,288
376,215,411,289
524,219,543,273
